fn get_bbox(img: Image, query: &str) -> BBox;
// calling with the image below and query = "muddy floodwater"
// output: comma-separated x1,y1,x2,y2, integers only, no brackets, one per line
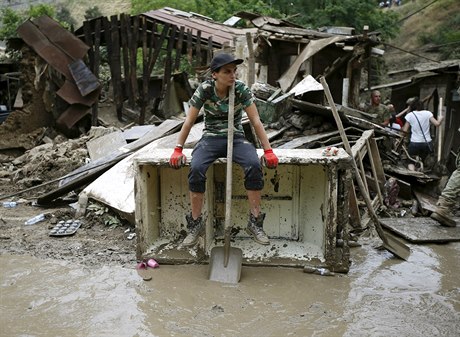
1,240,459,337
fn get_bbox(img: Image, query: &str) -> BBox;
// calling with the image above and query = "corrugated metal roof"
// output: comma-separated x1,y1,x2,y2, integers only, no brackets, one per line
141,7,255,46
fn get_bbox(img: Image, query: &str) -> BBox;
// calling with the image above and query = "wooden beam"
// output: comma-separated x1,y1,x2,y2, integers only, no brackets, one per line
195,30,202,67
107,15,123,121
128,15,140,107
174,26,185,71
246,32,255,88
91,20,101,126
140,17,148,125
186,29,193,65
120,14,132,107
147,23,170,76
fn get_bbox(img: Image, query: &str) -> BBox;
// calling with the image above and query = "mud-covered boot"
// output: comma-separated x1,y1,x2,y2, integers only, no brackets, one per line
182,213,205,247
430,198,457,227
246,212,270,245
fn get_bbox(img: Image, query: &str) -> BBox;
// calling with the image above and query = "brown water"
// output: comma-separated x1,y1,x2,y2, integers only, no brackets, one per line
1,240,459,337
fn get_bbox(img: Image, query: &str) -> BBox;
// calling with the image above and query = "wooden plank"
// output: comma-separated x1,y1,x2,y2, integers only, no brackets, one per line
147,23,170,76
368,137,386,188
277,129,341,149
174,26,185,71
82,21,94,71
107,15,123,121
186,29,193,65
413,189,438,215
195,30,202,67
207,36,213,65
246,32,255,87
120,14,132,107
162,25,177,101
129,16,140,107
92,20,101,126
357,155,369,197
365,139,383,205
87,131,127,160
148,20,157,60
82,20,98,125
381,217,460,243
140,17,148,125
348,181,362,229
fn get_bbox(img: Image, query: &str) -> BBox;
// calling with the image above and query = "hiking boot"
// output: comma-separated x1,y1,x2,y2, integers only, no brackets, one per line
431,198,456,227
182,213,205,247
246,212,270,245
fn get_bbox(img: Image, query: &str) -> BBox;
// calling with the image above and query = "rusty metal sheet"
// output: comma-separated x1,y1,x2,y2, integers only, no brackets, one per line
17,20,73,80
32,16,89,60
142,8,254,46
57,80,100,106
56,104,91,129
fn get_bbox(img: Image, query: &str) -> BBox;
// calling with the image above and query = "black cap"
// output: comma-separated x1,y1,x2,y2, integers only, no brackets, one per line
210,53,243,72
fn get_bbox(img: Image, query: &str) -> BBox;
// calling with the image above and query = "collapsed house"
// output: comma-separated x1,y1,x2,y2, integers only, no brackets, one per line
2,8,459,271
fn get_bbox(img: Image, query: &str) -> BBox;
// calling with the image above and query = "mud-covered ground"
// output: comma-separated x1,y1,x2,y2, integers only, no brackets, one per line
1,179,460,337
0,191,137,268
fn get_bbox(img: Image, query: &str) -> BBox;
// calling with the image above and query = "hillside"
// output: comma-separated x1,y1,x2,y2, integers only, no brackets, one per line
383,0,460,71
60,0,131,27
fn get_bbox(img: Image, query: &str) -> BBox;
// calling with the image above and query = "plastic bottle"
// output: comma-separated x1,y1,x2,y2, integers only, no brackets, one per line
316,268,335,276
2,201,17,208
303,266,335,276
24,213,46,225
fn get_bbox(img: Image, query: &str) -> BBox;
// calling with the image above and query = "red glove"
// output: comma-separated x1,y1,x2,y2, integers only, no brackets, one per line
261,149,278,169
169,146,186,169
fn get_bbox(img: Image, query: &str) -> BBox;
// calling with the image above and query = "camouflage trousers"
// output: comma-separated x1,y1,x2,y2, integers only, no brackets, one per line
439,153,460,205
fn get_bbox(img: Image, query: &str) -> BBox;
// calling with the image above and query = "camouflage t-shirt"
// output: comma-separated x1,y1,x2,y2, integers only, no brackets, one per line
188,79,254,136
366,104,391,125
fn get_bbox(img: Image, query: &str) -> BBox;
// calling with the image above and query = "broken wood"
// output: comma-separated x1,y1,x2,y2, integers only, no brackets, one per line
321,76,410,260
246,32,255,88
413,189,438,215
35,119,183,204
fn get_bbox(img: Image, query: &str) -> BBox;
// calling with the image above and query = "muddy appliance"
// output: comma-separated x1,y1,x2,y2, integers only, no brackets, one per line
134,148,353,272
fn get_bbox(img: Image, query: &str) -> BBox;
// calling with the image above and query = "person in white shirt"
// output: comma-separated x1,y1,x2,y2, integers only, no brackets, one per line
402,97,444,171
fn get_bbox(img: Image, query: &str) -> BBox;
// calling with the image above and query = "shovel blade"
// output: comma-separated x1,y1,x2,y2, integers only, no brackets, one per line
68,59,100,97
383,232,411,261
208,246,243,284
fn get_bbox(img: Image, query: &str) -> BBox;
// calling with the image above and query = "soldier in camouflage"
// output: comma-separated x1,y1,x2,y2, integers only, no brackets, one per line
366,90,391,127
431,149,459,227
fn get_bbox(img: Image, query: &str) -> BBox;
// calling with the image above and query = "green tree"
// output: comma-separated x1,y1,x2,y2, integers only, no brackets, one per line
285,0,399,39
57,6,77,29
27,4,55,19
84,6,103,21
0,8,23,40
131,0,197,15
0,4,62,40
131,0,282,22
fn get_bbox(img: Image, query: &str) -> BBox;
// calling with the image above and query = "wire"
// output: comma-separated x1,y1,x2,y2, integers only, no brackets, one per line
381,41,440,63
397,0,439,24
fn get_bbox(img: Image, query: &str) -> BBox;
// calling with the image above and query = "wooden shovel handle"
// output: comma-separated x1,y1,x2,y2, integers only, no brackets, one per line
224,83,235,266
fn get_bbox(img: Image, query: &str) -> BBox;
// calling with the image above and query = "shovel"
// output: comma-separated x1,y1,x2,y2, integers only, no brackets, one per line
208,83,243,283
320,77,410,260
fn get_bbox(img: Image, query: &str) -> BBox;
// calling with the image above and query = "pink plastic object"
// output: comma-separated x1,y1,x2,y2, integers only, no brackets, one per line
136,261,147,270
147,258,159,268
